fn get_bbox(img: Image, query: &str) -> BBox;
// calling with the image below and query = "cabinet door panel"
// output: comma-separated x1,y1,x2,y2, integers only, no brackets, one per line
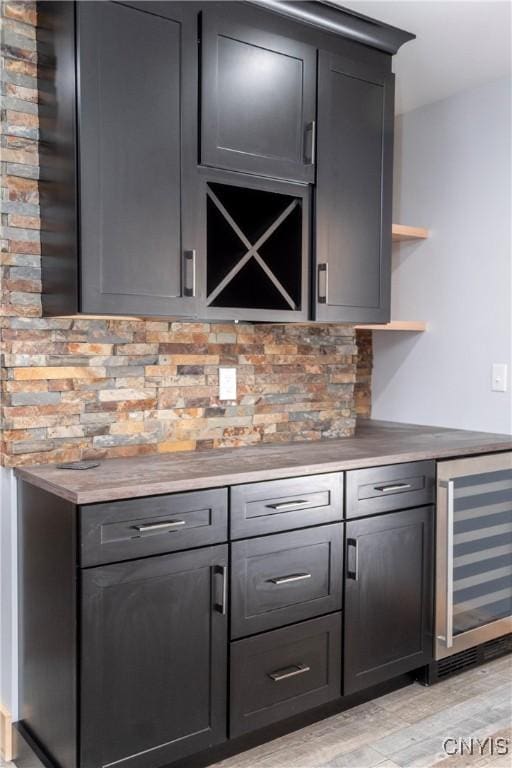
80,546,227,768
78,1,198,316
315,53,394,323
201,9,316,182
344,506,433,694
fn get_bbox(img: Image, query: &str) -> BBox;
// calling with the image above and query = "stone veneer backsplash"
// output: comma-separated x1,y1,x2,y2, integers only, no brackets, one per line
0,1,372,468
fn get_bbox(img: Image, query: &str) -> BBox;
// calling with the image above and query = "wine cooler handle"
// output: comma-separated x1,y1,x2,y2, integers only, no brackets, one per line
438,479,454,648
445,479,454,648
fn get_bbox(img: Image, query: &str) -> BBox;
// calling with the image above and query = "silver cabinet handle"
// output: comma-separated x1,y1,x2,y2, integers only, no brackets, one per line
347,538,358,580
266,500,309,511
374,483,412,493
269,663,310,682
184,249,196,297
269,573,312,585
214,565,228,615
318,263,328,304
437,479,454,648
134,520,186,534
304,120,316,165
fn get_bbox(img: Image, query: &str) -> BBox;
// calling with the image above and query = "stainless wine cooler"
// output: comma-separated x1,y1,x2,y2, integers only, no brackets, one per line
435,452,512,660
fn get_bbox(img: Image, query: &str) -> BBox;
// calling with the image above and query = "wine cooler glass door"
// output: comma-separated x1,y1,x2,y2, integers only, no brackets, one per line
436,453,512,660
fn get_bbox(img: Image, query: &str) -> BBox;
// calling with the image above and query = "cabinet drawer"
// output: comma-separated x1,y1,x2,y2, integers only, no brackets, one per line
231,524,343,638
230,614,341,737
80,489,228,566
230,473,343,538
346,461,435,518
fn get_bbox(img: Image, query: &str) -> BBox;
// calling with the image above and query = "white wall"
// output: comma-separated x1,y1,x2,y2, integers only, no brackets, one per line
372,77,512,434
0,467,18,719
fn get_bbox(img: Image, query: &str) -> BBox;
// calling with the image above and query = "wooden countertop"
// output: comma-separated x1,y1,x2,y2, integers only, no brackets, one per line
14,420,512,505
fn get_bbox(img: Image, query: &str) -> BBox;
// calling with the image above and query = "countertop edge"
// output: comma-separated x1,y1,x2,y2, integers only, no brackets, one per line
14,440,512,505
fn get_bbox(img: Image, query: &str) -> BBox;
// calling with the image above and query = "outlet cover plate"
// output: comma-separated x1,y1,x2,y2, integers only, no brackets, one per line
219,367,237,400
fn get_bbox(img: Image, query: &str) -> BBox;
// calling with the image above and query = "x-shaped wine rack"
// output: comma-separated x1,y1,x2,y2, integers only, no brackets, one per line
206,185,299,310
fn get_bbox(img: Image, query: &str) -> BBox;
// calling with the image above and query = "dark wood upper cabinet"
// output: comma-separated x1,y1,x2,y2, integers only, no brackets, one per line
39,1,412,322
200,8,317,183
344,506,434,695
315,52,394,323
80,545,228,768
78,1,199,316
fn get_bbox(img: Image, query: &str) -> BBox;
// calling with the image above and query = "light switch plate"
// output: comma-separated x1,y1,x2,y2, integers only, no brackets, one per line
219,367,237,400
492,363,508,392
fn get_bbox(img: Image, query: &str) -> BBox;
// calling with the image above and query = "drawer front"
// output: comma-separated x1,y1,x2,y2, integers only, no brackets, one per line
230,613,341,737
231,523,343,638
80,488,228,566
230,473,343,538
346,461,435,518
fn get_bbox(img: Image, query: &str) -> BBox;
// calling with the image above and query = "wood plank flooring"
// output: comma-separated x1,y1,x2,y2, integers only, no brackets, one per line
213,655,512,768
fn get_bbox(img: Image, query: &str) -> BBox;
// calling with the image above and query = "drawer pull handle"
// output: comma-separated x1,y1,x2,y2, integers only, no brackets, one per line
373,483,412,493
134,520,186,534
269,573,312,585
269,663,311,682
266,500,309,510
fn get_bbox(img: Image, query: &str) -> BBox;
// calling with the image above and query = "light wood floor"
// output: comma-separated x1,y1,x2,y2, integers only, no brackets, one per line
1,656,510,768
213,655,512,768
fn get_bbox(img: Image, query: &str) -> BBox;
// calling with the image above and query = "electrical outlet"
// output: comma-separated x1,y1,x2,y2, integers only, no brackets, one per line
219,367,237,400
492,363,508,392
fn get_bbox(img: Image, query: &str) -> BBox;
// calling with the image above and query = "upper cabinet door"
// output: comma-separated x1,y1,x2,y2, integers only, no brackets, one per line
78,1,198,316
201,9,317,183
315,52,394,323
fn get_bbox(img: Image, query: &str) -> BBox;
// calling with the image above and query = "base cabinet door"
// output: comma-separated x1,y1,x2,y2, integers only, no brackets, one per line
315,51,394,323
80,545,228,768
344,507,434,694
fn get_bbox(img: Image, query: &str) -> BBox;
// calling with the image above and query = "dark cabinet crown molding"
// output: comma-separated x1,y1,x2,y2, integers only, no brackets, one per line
246,1,415,54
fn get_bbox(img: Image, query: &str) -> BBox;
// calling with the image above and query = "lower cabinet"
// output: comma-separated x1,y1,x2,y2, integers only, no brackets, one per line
230,613,342,737
18,470,437,768
344,506,434,694
80,545,228,768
